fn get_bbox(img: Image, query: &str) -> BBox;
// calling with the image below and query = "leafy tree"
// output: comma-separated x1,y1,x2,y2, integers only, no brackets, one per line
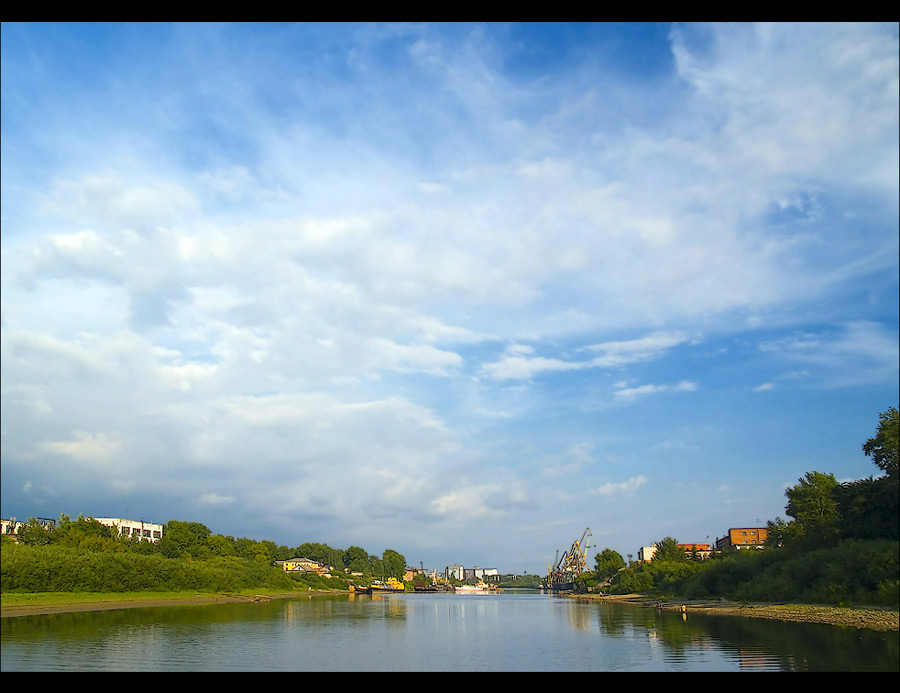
835,475,899,541
784,471,841,549
863,406,899,479
382,549,406,578
651,537,686,562
207,534,237,557
294,542,339,566
343,545,369,573
594,548,625,580
16,518,56,546
157,520,212,559
54,516,120,552
765,516,806,548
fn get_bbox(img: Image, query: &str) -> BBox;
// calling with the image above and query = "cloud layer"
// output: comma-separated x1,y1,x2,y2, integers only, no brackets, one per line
2,23,897,570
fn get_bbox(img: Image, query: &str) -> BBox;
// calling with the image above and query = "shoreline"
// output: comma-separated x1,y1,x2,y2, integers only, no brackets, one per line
0,590,329,618
571,593,899,632
3,590,898,632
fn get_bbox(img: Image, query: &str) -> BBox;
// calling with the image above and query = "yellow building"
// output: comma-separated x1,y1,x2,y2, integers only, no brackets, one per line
276,557,330,574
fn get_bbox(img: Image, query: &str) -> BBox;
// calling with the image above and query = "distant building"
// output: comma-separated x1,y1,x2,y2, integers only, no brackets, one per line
638,545,656,562
275,558,330,574
445,564,465,581
1,517,56,542
92,517,163,543
678,543,713,559
716,527,768,551
463,567,500,583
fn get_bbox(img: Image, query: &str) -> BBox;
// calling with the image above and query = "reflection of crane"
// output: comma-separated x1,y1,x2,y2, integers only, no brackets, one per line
546,528,593,592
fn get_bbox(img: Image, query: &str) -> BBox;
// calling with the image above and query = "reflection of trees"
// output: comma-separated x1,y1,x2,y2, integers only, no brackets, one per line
696,612,900,671
283,593,407,623
593,602,900,671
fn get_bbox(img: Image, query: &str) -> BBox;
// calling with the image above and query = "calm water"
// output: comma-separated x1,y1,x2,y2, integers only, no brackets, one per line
2,590,897,671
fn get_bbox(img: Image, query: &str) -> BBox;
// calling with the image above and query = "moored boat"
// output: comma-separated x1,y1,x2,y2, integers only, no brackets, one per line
364,577,406,594
453,581,491,593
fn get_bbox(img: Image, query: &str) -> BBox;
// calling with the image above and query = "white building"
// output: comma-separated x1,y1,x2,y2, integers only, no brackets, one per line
93,517,163,543
1,517,55,541
638,545,656,562
445,564,466,581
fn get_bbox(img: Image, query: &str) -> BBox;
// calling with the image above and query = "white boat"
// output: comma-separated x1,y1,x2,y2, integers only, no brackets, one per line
453,582,490,593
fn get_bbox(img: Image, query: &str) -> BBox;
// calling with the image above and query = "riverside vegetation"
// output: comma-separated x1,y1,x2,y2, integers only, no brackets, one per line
582,407,899,616
2,517,407,596
2,408,898,625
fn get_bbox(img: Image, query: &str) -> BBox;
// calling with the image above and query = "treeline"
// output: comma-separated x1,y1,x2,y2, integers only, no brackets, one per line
590,407,899,608
2,514,407,594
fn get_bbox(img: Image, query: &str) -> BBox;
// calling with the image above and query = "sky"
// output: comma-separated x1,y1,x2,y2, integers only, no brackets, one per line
1,22,898,575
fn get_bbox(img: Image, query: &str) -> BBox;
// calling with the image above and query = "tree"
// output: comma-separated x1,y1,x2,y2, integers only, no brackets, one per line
54,515,117,551
207,534,237,557
157,520,212,559
862,406,899,479
381,549,406,579
835,476,900,541
594,548,625,580
784,471,841,549
651,536,686,562
765,516,805,548
343,545,369,573
16,518,56,546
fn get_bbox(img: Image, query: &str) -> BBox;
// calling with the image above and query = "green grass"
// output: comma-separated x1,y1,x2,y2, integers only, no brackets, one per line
1,588,306,609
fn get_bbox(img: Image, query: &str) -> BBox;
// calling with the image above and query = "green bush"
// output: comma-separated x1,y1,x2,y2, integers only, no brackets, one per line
677,540,899,606
0,542,299,594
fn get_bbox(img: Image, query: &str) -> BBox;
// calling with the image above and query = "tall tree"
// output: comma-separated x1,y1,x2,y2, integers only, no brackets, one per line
343,545,369,572
862,406,899,479
651,537,686,562
594,548,626,580
382,549,406,578
784,471,841,548
157,520,212,559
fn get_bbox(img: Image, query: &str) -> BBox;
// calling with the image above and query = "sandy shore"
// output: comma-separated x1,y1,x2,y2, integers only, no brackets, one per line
571,593,899,632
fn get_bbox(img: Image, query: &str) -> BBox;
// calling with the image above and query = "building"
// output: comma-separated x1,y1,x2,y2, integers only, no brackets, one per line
445,564,465,582
716,527,768,551
275,558,330,574
93,517,163,543
466,567,500,584
638,545,656,562
1,517,56,541
678,543,713,560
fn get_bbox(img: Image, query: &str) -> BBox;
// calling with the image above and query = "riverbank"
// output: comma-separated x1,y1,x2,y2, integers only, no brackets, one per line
0,589,330,618
572,593,899,632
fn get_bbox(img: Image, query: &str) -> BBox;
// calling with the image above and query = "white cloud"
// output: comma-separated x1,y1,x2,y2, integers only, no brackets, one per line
592,475,648,497
614,381,698,400
39,431,123,466
1,22,896,570
198,493,236,507
480,331,692,381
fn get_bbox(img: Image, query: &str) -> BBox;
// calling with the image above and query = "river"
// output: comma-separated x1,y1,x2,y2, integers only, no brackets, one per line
1,590,897,671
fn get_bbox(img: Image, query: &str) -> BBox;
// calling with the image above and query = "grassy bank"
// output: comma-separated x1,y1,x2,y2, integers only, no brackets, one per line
0,589,320,618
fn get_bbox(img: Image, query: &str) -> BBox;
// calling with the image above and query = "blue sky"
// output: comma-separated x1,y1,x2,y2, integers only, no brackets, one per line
2,22,897,574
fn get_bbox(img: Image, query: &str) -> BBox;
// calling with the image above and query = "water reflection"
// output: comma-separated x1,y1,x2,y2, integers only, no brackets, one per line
589,600,898,672
2,593,897,671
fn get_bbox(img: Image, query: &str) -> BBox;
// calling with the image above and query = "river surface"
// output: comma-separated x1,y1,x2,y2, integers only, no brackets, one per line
1,590,897,671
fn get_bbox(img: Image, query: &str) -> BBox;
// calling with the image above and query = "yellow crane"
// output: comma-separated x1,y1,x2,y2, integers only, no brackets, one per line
546,528,593,592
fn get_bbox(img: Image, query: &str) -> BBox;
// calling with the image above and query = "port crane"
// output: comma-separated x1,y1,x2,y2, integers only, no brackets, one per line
546,527,593,592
